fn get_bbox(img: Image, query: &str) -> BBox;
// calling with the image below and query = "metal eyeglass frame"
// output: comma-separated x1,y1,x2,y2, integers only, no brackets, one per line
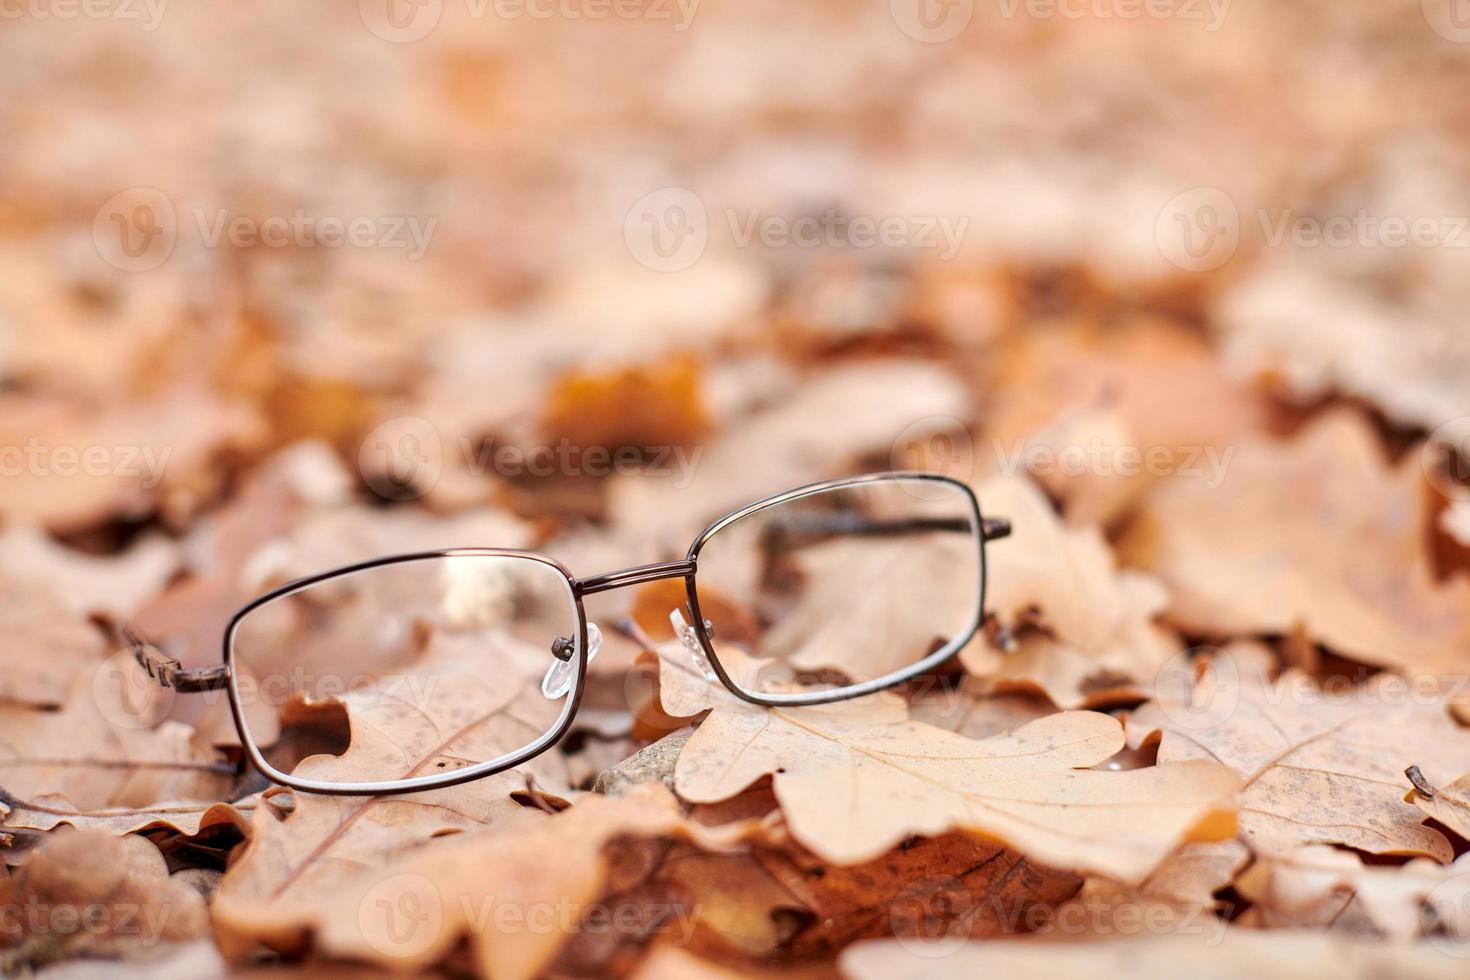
127,471,1011,796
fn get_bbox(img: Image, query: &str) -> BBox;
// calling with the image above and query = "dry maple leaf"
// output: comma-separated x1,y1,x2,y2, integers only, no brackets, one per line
1126,644,1470,863
657,646,1239,880
1121,410,1470,676
840,928,1470,980
0,829,209,971
959,475,1179,709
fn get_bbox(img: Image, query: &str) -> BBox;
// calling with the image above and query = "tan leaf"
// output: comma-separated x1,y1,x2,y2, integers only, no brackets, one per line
0,577,104,710
1121,410,1470,676
1406,769,1470,844
1126,644,1470,862
840,929,1470,980
659,648,1239,879
234,784,741,980
983,318,1267,525
960,475,1178,709
0,830,209,970
0,675,232,811
0,791,253,839
1236,845,1470,940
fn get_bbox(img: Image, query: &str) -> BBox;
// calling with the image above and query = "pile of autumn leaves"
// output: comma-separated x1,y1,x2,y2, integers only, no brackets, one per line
4,327,1470,979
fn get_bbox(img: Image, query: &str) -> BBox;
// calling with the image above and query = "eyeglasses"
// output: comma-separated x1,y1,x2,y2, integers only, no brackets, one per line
129,472,1010,796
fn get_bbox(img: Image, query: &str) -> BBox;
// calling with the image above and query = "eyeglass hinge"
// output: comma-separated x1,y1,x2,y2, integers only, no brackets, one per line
129,632,230,693
981,517,1012,542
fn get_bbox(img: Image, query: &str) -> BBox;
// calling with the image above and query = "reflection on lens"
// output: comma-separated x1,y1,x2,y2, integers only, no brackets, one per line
693,478,982,699
228,553,579,789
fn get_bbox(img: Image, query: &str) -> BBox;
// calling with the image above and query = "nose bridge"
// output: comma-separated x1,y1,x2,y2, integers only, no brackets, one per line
573,559,695,596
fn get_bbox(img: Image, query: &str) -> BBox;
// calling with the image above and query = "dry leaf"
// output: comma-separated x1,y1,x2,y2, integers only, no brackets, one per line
0,830,208,970
1127,644,1470,862
1236,845,1470,940
960,475,1178,709
659,647,1239,879
840,928,1470,980
1122,410,1470,676
0,577,104,710
1406,769,1470,844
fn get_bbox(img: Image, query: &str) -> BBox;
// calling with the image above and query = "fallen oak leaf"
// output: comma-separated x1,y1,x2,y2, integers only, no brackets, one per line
0,675,233,811
658,646,1240,880
0,789,254,839
0,829,209,971
960,475,1179,710
839,928,1470,980
1126,644,1470,862
1405,766,1470,844
258,784,748,980
1236,845,1470,939
0,576,105,710
1120,410,1470,677
212,629,577,954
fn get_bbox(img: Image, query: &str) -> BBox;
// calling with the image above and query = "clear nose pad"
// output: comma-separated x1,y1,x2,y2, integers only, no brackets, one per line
669,608,718,682
541,622,602,700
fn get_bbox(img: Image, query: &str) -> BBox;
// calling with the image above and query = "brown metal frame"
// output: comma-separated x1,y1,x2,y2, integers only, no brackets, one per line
125,471,1009,796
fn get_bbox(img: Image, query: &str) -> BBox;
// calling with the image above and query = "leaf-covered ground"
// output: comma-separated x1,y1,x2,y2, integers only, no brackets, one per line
3,2,1470,977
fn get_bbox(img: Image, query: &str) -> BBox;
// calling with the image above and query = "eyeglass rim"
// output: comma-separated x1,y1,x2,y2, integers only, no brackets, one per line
219,470,987,795
684,471,986,707
223,549,589,796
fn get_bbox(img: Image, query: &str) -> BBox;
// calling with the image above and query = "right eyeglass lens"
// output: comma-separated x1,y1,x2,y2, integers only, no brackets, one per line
227,553,581,788
692,477,983,699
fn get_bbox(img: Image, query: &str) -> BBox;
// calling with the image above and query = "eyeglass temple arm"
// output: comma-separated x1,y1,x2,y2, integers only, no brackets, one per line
764,514,1012,542
120,625,231,693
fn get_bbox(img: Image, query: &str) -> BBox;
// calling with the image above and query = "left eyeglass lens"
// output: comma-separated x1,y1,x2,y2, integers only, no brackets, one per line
228,554,580,788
